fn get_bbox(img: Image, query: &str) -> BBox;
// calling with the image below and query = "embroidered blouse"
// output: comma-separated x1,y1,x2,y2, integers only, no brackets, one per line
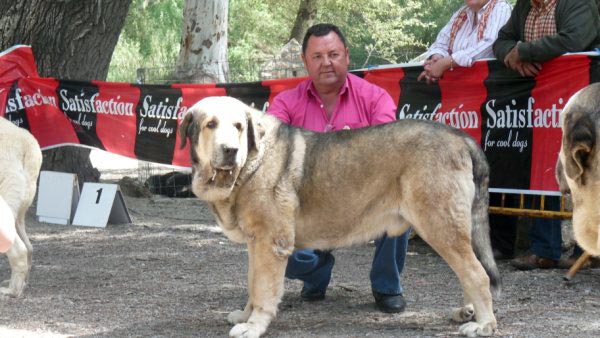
425,0,512,67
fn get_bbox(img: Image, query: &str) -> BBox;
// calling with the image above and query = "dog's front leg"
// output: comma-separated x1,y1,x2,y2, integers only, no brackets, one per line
229,237,288,338
0,234,29,297
227,242,256,325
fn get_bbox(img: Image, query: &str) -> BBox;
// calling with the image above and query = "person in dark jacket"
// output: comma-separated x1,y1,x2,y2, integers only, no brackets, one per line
493,0,600,77
491,0,600,270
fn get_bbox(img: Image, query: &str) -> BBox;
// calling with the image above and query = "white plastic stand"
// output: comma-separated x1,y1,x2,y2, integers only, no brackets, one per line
72,183,131,228
36,171,79,225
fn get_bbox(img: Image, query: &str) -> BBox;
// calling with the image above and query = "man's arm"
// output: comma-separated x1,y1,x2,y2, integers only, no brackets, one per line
493,1,524,62
517,0,600,62
452,2,512,67
369,89,397,125
266,93,292,124
425,9,458,60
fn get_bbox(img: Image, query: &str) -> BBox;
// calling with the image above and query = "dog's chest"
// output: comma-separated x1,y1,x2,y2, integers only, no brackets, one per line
210,201,247,243
210,201,237,228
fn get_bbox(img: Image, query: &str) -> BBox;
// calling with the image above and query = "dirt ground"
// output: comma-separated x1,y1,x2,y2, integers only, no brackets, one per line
1,180,600,338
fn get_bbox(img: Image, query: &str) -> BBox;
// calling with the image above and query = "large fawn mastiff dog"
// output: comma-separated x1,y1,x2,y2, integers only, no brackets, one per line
0,117,42,297
179,96,501,337
556,83,600,256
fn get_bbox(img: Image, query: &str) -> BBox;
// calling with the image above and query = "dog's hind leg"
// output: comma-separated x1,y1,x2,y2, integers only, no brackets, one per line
422,232,496,337
411,201,495,336
451,304,475,323
229,238,288,338
0,179,32,297
15,207,33,271
0,233,29,297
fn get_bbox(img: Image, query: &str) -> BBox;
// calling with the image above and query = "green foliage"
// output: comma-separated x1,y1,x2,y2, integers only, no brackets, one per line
230,0,468,69
318,0,445,65
108,0,183,82
109,0,512,83
407,0,467,48
227,0,299,81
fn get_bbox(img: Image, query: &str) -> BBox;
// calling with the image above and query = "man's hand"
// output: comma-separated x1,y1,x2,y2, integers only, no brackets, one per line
504,44,541,77
503,45,521,70
426,54,443,64
427,57,451,79
417,54,448,84
519,61,542,77
417,70,438,84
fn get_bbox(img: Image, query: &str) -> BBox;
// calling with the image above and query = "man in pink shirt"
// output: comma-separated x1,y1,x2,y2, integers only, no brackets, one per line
267,23,410,313
268,72,396,131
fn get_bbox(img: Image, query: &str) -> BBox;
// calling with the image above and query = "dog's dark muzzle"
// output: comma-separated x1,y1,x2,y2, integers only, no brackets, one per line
219,145,239,168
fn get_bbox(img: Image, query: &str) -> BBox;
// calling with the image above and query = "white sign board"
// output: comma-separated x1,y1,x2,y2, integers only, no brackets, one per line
72,183,131,228
36,171,79,225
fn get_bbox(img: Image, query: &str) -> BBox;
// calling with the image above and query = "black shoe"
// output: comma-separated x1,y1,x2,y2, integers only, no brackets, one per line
373,291,406,313
493,248,514,260
300,287,326,301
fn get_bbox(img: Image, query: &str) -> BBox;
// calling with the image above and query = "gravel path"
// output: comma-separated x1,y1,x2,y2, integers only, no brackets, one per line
1,194,599,337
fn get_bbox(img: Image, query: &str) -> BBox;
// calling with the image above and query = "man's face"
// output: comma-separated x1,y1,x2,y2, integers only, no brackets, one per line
464,0,488,11
302,31,350,91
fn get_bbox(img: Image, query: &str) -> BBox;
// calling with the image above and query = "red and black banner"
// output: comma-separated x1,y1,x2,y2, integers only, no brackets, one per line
2,46,599,193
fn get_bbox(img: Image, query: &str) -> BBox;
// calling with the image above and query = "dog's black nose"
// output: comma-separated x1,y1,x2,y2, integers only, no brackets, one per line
222,146,238,160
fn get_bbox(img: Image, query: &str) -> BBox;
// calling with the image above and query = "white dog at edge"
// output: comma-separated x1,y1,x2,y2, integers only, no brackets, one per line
556,83,600,256
0,116,42,297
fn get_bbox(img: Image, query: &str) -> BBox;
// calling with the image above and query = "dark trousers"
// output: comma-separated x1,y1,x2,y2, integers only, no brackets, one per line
489,194,519,257
490,194,583,260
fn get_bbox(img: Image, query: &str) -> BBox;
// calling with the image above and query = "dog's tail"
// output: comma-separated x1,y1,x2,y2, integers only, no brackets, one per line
466,136,502,299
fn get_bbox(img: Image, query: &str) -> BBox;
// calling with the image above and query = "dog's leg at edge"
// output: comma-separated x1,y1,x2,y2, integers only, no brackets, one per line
452,252,496,336
0,234,29,297
421,233,496,336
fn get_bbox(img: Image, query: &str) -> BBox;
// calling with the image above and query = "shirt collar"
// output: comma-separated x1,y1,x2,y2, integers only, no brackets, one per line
466,0,493,16
531,0,548,10
306,75,350,101
478,0,492,13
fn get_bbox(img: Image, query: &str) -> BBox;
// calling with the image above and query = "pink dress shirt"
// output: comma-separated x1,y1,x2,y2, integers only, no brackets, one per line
267,73,396,132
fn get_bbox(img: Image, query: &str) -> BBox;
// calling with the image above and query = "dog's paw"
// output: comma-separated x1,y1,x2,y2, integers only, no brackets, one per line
229,322,264,338
0,278,25,297
451,304,475,323
227,310,251,324
0,286,21,298
459,321,495,337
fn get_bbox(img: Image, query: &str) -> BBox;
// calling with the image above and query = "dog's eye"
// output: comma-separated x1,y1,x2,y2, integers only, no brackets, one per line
234,122,243,131
206,120,217,129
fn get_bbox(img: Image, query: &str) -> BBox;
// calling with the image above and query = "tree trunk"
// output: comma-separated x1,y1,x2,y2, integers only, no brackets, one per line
289,0,317,44
0,0,132,185
174,0,229,83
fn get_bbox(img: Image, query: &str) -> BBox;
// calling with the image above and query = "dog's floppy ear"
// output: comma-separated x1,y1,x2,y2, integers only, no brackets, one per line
245,107,265,153
178,112,196,149
555,159,570,195
563,111,596,186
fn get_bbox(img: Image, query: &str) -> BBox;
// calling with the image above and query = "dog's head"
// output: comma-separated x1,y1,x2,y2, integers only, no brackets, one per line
558,85,600,193
557,83,600,254
178,96,263,201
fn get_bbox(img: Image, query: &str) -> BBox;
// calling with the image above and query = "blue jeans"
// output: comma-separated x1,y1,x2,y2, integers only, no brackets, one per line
285,231,410,296
530,217,562,261
530,196,562,260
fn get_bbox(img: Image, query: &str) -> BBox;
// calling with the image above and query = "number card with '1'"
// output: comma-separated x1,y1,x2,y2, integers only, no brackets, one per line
72,183,132,228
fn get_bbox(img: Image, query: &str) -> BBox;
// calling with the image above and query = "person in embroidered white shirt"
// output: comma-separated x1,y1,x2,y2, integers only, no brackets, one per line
418,0,512,84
